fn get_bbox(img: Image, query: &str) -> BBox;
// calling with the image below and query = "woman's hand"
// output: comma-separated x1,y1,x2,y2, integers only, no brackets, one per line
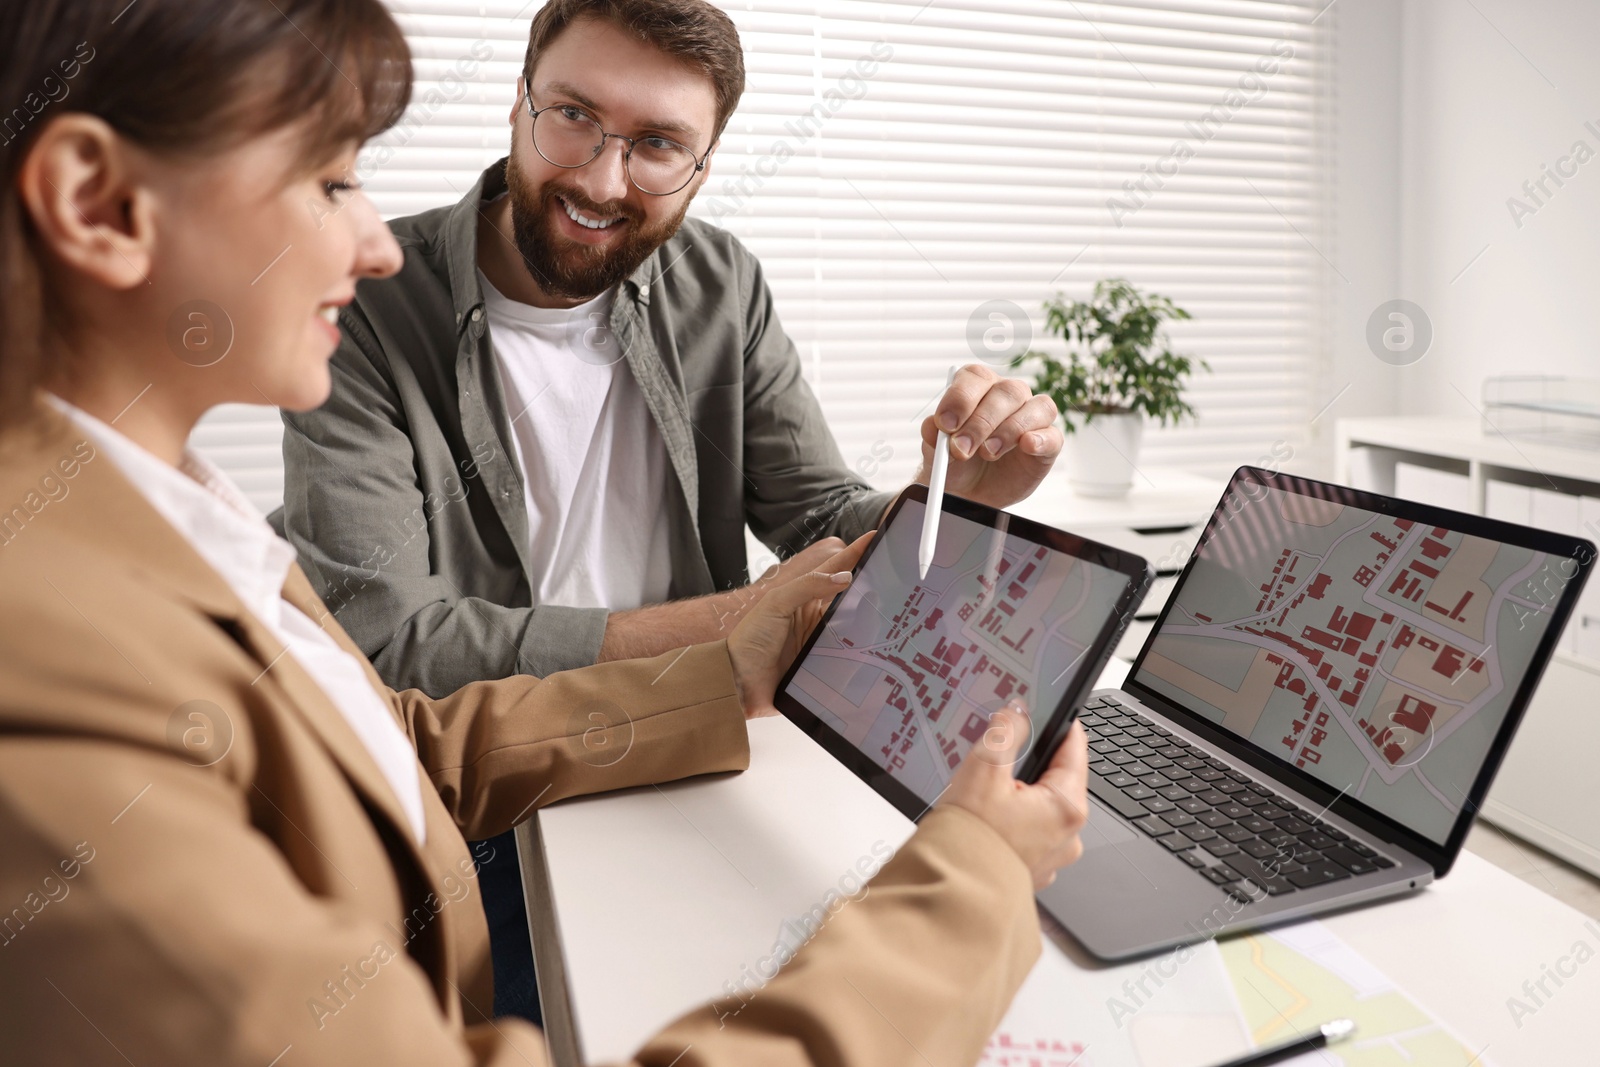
727,533,873,718
941,703,1090,889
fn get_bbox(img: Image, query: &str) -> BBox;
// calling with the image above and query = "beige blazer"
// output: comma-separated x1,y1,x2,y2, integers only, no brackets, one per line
0,408,1041,1066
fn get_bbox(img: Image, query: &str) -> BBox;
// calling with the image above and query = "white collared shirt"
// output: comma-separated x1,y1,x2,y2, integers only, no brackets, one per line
51,397,427,843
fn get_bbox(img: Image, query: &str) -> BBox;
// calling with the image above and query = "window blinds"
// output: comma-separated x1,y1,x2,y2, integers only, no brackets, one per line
194,0,1327,513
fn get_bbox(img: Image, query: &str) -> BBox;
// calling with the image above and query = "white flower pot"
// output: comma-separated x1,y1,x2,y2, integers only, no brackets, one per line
1063,410,1144,498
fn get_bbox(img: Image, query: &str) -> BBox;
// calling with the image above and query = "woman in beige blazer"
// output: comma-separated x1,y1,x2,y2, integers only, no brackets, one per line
0,1,1091,1064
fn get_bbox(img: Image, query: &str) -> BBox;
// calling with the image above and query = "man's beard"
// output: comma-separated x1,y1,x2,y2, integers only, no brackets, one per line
505,152,690,302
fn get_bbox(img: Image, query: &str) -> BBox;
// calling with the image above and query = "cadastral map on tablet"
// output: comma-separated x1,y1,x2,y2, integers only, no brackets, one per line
785,499,1130,803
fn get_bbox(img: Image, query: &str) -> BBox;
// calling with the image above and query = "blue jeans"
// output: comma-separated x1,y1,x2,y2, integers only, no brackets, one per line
474,829,542,1025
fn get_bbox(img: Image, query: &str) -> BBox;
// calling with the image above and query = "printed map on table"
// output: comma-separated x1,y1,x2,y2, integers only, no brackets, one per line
785,499,1129,802
980,919,1492,1067
1132,485,1566,844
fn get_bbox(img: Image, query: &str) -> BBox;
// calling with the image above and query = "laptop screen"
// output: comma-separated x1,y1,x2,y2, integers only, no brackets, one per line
1131,473,1576,845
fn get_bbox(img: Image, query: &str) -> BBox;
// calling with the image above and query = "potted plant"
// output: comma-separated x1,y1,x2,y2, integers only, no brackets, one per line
1011,278,1205,498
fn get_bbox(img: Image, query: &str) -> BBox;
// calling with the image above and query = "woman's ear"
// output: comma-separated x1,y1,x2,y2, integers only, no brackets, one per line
16,113,154,291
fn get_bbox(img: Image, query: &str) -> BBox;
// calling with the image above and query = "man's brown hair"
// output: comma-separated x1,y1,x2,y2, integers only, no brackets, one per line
522,0,746,144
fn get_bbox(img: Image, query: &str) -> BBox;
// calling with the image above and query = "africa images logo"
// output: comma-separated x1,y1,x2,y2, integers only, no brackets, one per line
1365,300,1432,367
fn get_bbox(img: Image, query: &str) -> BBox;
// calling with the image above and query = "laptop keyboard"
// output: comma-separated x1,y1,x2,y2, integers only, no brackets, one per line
1080,696,1396,902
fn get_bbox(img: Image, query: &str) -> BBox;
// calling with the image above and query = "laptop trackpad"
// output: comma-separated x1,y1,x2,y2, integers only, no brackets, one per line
1038,798,1223,959
1081,806,1140,848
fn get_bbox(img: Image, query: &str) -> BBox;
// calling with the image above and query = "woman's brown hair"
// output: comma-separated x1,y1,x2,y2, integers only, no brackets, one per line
0,0,412,431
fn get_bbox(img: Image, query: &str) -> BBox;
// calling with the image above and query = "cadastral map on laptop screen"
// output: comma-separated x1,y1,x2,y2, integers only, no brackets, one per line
784,499,1132,804
1134,482,1571,843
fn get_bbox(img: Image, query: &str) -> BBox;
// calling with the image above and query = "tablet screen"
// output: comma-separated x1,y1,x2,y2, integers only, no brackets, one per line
782,496,1139,806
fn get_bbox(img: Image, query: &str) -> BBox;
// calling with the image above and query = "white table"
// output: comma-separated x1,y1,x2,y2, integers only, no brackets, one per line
1010,466,1227,534
522,667,1599,1066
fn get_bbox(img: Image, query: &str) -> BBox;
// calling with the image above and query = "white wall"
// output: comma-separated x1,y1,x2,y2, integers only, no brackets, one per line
1394,0,1600,416
1306,0,1407,478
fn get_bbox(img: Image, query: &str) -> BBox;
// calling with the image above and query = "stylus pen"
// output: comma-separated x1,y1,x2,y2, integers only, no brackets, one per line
918,366,957,581
1205,1019,1355,1067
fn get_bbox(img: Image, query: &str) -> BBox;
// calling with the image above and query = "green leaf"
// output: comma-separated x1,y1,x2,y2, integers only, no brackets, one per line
1022,278,1205,428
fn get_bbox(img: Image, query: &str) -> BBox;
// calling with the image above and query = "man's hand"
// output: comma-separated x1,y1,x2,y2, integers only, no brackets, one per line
598,537,849,662
726,534,872,718
916,363,1063,508
941,703,1089,889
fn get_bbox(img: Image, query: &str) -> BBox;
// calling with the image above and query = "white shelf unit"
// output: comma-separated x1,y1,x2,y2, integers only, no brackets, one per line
1337,416,1600,878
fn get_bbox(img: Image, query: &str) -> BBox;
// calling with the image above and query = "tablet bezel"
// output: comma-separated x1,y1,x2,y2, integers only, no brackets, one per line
773,483,1154,823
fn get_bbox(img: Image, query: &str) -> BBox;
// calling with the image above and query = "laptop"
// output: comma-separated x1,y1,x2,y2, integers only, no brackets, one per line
1039,465,1595,959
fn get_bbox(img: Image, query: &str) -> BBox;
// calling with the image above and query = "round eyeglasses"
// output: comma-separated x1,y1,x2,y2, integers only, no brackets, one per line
525,94,710,197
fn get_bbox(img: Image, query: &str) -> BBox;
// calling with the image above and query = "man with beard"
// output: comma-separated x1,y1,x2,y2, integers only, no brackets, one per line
276,0,1066,1024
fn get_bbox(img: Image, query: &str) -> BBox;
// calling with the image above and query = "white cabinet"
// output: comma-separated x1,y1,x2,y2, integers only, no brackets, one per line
1337,417,1600,877
1395,461,1472,511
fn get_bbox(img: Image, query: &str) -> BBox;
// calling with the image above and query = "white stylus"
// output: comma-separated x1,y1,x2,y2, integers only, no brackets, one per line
918,366,958,581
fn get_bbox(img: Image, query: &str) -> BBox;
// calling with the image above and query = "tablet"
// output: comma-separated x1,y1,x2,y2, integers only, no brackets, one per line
775,484,1154,821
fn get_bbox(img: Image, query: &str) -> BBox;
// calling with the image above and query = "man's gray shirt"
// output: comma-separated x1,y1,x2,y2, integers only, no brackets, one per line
277,160,891,697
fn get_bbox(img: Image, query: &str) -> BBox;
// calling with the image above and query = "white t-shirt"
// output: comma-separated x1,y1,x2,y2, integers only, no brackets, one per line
479,269,673,612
